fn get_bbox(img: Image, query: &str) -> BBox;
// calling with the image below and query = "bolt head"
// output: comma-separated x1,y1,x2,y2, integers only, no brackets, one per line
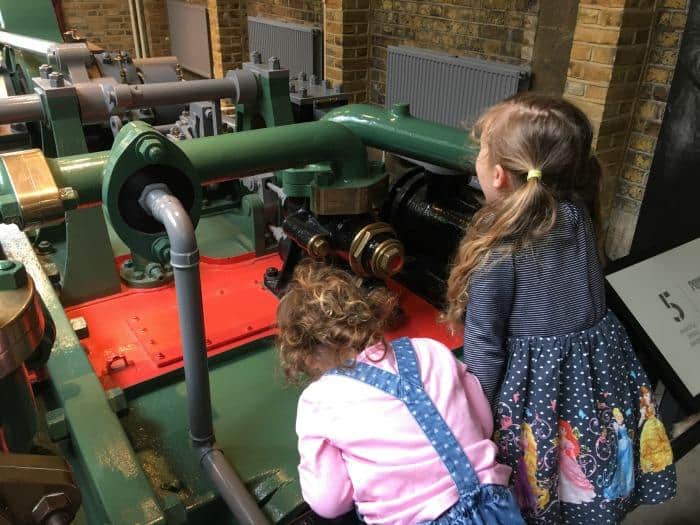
138,138,165,163
268,56,281,70
250,51,262,64
39,64,53,79
0,260,28,290
32,492,71,524
48,71,64,87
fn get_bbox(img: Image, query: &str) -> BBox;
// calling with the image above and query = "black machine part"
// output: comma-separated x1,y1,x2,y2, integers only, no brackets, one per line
383,168,482,306
0,453,81,525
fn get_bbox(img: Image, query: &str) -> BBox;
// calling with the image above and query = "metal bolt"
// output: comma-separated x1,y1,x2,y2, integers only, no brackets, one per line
299,71,307,81
39,64,53,79
289,82,296,93
309,74,318,85
37,240,54,254
250,51,262,64
102,52,112,64
268,56,280,70
48,71,64,87
0,260,27,290
265,267,279,279
137,138,165,163
32,492,71,525
299,87,308,97
58,187,78,210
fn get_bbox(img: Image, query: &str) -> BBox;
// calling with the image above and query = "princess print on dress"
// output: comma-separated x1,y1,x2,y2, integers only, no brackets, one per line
603,408,635,500
515,423,550,512
638,386,673,474
557,420,596,504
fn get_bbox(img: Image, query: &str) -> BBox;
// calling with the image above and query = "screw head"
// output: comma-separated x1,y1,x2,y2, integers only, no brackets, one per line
265,267,279,278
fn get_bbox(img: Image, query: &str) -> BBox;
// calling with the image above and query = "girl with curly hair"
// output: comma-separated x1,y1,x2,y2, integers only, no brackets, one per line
277,261,522,525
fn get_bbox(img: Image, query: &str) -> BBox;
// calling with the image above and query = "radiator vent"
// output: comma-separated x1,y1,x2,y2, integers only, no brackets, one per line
386,46,531,129
248,16,322,78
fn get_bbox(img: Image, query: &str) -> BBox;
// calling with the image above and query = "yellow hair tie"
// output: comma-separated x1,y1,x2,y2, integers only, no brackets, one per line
527,169,542,181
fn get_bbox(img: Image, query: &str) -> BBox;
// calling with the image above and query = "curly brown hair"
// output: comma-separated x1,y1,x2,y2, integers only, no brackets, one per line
276,261,398,384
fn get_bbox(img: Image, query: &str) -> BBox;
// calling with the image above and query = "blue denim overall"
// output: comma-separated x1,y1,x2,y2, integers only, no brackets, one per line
329,338,524,524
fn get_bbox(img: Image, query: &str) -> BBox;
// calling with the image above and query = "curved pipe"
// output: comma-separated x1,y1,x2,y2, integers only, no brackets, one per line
141,186,268,525
322,103,478,172
45,120,369,207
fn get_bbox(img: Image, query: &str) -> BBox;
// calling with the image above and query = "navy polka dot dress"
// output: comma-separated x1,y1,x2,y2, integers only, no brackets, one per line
462,202,677,524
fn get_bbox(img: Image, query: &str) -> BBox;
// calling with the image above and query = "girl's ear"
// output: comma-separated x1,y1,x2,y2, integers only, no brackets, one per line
493,164,514,191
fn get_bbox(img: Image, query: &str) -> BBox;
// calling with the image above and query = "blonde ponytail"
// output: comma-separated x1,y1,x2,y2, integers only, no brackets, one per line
444,94,599,331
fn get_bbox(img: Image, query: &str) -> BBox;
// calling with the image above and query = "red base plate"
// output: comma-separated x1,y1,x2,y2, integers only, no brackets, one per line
67,253,460,391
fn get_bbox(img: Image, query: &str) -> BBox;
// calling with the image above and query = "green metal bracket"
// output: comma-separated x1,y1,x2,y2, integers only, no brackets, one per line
60,206,121,306
38,85,87,158
236,62,295,130
101,121,201,262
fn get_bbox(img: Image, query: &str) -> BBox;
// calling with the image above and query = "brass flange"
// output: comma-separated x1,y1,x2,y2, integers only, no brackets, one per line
348,222,404,279
0,149,74,229
0,266,44,379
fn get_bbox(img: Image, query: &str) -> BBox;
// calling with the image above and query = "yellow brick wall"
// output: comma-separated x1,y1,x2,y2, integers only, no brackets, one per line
61,0,170,57
369,0,540,105
248,0,323,25
606,0,690,259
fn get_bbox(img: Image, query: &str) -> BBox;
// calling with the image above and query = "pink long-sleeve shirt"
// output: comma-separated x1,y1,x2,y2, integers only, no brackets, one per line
296,337,512,524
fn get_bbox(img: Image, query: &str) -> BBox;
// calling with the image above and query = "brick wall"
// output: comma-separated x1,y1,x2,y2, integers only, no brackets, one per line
325,0,370,102
369,0,540,105
62,0,136,53
606,0,690,258
61,0,169,56
248,0,323,25
563,0,656,249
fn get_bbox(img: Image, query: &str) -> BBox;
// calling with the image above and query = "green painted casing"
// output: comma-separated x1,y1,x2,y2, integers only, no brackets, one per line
38,87,88,157
279,164,333,198
100,121,201,262
0,1,63,42
322,103,478,172
0,224,167,525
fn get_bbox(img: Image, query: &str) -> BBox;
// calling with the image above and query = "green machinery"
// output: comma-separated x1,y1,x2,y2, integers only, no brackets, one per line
0,100,480,524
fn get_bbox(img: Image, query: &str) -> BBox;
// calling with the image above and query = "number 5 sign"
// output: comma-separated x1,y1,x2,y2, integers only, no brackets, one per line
607,238,700,404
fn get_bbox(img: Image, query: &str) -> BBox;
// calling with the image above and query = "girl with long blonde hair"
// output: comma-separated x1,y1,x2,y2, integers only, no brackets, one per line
447,93,676,523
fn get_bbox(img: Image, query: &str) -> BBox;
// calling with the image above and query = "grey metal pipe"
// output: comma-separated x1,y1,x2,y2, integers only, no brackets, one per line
140,185,268,525
0,94,44,124
134,0,150,58
141,186,213,444
201,448,270,525
127,0,143,59
108,78,238,111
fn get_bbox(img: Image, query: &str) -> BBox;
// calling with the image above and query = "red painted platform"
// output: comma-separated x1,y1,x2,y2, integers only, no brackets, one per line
67,253,460,391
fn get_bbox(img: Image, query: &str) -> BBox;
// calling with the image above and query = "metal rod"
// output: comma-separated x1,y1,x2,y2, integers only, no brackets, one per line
140,187,268,525
0,94,44,125
127,0,143,59
0,31,56,56
134,0,150,58
108,78,238,110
